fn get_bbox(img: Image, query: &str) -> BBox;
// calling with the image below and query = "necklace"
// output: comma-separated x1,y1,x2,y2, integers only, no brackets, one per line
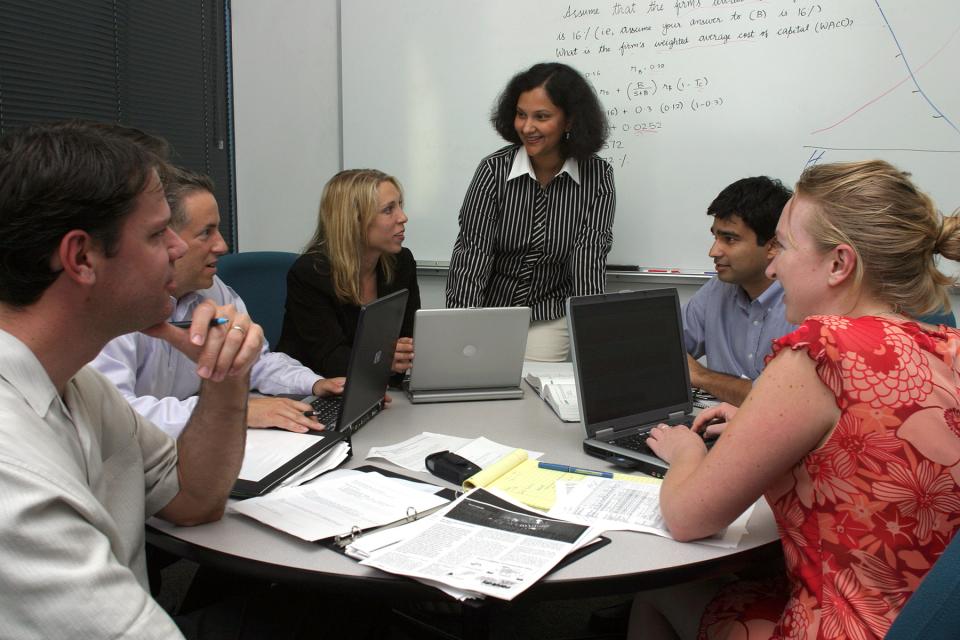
871,310,908,323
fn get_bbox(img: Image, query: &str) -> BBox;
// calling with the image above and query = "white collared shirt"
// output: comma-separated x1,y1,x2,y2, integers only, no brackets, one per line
506,147,581,185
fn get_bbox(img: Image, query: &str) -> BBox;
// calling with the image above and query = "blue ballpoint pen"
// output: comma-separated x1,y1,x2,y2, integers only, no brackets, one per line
538,462,613,478
170,317,229,328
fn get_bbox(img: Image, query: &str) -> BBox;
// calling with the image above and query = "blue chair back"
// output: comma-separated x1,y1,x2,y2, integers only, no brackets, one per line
916,308,957,328
886,533,960,639
216,251,298,348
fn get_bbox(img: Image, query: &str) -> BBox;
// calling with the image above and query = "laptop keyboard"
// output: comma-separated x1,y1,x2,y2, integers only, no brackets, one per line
611,416,695,453
611,430,654,453
310,396,343,430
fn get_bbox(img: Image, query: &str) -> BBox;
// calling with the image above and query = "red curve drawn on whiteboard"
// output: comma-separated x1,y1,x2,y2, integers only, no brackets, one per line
810,24,960,136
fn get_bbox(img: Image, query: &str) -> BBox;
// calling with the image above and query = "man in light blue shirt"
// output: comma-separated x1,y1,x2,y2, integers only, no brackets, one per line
92,168,344,438
683,176,796,404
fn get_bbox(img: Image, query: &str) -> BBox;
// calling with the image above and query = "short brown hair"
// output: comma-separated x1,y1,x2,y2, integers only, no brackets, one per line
0,121,158,306
164,166,215,230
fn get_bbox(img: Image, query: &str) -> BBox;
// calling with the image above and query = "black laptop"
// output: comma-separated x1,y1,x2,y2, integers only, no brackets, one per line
568,288,702,478
306,289,408,435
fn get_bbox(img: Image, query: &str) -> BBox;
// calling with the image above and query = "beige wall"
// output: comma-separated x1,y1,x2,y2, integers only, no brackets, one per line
231,0,341,253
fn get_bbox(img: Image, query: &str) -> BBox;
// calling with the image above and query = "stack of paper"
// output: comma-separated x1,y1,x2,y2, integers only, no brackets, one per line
366,432,543,474
548,477,755,549
523,362,579,422
347,488,603,601
233,429,351,497
464,450,659,511
275,441,350,489
230,470,449,542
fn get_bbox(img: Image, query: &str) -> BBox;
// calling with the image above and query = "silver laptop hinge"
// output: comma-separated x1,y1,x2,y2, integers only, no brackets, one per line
667,411,686,421
596,428,616,439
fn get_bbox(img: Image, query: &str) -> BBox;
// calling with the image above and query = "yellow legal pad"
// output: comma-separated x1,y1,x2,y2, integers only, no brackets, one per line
463,449,661,511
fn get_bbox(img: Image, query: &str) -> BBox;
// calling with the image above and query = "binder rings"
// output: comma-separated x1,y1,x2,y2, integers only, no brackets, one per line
328,465,457,548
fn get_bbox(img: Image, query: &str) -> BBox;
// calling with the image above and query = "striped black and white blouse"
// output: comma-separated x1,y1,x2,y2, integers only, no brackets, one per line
446,145,616,321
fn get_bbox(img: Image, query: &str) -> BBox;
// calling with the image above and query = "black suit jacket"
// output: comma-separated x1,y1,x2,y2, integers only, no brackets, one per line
276,248,420,379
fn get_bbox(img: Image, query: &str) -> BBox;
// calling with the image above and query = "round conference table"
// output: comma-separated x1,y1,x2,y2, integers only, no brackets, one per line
148,388,782,635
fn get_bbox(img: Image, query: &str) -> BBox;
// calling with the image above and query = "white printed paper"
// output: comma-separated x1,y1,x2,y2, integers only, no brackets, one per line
366,432,541,472
230,471,448,542
354,488,601,601
238,429,322,482
549,478,755,549
277,441,350,488
366,432,471,472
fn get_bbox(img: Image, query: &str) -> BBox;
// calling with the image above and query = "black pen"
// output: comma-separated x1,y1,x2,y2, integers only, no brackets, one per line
169,317,229,329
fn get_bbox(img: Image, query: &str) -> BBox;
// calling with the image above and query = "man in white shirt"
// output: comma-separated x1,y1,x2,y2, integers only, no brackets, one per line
92,168,343,438
0,121,261,638
683,176,796,405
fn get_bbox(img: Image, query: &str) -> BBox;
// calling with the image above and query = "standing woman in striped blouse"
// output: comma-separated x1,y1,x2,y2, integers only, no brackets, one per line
445,62,616,361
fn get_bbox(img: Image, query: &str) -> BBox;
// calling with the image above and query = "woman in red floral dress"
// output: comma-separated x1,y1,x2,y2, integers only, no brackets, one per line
644,160,960,640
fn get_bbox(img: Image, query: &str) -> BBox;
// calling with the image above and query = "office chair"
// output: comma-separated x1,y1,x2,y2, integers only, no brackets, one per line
215,251,298,347
885,532,960,639
916,307,957,328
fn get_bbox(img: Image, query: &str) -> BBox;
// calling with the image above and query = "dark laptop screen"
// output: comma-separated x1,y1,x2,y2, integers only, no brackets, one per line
337,288,408,432
570,290,690,426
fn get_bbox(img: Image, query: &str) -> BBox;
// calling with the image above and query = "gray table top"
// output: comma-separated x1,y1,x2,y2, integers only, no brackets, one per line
148,388,781,599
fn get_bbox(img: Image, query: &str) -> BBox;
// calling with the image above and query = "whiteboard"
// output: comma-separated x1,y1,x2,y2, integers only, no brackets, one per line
341,0,960,272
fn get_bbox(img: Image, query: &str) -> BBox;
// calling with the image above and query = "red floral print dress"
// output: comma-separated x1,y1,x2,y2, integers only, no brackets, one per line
698,316,960,640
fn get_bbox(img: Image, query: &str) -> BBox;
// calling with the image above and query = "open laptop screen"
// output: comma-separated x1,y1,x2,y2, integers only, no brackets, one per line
569,289,691,427
336,289,409,431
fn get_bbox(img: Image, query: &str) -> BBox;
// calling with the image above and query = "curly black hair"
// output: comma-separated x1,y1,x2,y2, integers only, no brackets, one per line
490,62,609,162
707,176,793,245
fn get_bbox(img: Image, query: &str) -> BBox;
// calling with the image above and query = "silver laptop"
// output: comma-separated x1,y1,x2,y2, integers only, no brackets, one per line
569,289,704,478
404,307,530,403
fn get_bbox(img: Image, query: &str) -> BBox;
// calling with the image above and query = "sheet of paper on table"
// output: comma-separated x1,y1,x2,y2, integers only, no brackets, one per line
349,487,603,601
230,470,449,542
277,441,350,489
464,454,659,511
366,432,542,473
238,429,323,482
523,362,580,422
548,477,755,549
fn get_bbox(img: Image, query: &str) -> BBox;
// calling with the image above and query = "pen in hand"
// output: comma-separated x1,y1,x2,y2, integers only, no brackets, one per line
169,317,229,329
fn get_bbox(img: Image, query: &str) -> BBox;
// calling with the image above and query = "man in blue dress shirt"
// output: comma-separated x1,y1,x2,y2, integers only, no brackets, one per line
683,176,796,404
92,167,344,438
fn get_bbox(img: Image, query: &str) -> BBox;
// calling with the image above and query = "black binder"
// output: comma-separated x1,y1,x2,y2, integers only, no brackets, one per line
326,465,457,549
231,428,352,499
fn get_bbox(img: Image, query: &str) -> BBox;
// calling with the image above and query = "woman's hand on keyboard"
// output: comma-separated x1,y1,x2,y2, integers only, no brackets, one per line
691,402,738,438
647,423,707,464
